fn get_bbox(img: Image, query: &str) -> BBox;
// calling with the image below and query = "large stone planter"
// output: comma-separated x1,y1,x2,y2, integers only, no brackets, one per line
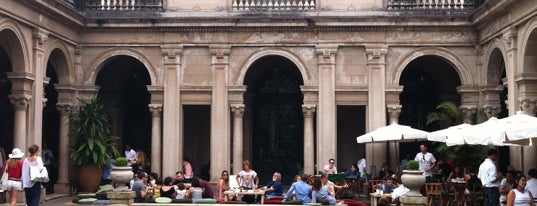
110,166,134,191
400,170,425,197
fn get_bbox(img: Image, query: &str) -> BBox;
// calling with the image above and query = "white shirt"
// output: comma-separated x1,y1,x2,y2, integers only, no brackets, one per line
323,165,337,174
22,156,44,188
512,189,532,206
478,158,500,188
125,149,136,161
238,170,258,188
414,152,436,177
500,178,514,202
357,158,366,178
525,178,537,200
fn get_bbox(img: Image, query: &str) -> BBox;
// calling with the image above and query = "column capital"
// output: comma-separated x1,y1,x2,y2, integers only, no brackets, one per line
33,28,49,47
149,104,163,117
316,45,338,65
501,27,518,51
161,45,183,65
483,104,501,119
231,104,245,117
56,103,76,115
387,104,402,124
460,105,477,124
519,98,536,115
302,104,316,118
365,44,388,65
9,94,32,111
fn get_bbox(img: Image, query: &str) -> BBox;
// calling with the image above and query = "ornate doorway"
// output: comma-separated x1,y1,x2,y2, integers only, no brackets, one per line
244,55,304,185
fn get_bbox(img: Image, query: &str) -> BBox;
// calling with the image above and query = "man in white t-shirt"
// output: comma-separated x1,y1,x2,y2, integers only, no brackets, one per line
125,144,136,165
414,144,436,182
357,155,366,178
323,158,337,174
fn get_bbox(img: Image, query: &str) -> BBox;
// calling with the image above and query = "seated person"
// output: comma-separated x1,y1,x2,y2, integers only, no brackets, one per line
283,174,312,204
132,172,151,203
263,172,284,199
175,183,188,200
390,179,409,205
321,173,346,196
312,177,337,205
345,164,360,179
160,177,177,198
378,163,395,180
378,177,397,206
187,178,203,201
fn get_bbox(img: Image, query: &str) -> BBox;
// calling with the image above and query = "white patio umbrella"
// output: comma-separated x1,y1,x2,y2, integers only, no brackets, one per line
427,123,473,146
356,123,429,143
463,117,506,146
500,112,537,146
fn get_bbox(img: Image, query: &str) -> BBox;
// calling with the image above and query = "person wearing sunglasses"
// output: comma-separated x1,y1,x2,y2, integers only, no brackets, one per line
323,159,338,175
216,170,230,202
414,144,436,182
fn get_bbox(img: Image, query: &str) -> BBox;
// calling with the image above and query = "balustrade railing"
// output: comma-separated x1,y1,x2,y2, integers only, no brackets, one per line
232,0,316,11
83,0,163,11
387,0,473,10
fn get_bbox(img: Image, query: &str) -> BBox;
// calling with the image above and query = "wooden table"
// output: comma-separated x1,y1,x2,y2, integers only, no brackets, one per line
224,189,266,204
369,192,392,206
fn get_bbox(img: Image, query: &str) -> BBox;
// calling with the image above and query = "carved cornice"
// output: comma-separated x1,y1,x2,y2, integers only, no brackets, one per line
9,94,32,111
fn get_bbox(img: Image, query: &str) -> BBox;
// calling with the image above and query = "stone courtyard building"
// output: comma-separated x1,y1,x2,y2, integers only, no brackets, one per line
1,0,537,192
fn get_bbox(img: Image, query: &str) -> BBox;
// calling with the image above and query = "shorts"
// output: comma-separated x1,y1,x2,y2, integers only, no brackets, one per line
5,180,23,191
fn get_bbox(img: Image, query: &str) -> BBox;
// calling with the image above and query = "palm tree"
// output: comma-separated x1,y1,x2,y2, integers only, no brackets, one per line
426,101,462,131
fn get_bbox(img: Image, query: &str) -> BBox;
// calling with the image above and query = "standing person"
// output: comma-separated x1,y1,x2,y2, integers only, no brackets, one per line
525,169,537,200
263,172,283,199
323,158,337,174
22,144,44,206
237,160,259,203
183,159,193,183
125,145,136,165
357,155,366,179
3,148,24,206
414,144,436,182
41,143,54,194
478,148,502,206
506,175,535,206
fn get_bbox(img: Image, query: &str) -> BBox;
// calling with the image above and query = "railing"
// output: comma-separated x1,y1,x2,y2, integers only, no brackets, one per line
232,0,316,11
387,0,474,10
82,0,163,11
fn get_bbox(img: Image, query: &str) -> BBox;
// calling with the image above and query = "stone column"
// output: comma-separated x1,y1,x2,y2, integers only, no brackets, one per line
210,45,231,182
149,104,163,175
9,94,31,150
316,45,337,171
365,44,388,173
231,104,244,175
518,98,537,172
55,103,74,193
481,84,504,119
387,104,401,171
302,104,316,175
503,29,518,114
161,45,183,178
29,28,49,148
460,105,477,124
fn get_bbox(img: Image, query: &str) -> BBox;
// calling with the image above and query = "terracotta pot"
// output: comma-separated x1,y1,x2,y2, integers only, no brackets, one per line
400,170,425,196
77,165,103,193
110,166,134,191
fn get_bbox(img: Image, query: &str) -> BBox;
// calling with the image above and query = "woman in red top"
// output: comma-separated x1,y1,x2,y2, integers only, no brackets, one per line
2,148,24,206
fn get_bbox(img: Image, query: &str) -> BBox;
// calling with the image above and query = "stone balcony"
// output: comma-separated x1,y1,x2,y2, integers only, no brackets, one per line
232,0,316,11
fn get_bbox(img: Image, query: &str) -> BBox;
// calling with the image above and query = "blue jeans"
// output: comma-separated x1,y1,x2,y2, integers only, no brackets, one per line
24,183,41,206
483,187,499,206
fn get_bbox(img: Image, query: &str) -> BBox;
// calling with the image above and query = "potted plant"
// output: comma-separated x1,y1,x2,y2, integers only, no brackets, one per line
110,157,133,191
401,160,425,196
70,96,120,193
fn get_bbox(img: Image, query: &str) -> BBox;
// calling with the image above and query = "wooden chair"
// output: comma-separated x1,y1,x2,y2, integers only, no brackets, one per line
369,180,384,192
425,183,445,206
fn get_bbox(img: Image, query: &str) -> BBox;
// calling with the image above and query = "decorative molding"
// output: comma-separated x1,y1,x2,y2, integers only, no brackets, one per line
302,104,316,118
460,105,477,124
33,28,49,47
9,94,32,111
519,98,536,115
161,45,183,66
231,104,245,117
149,104,163,118
56,103,76,116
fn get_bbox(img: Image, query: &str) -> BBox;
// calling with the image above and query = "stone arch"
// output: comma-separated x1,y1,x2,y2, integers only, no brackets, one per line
482,38,508,85
237,49,310,85
518,16,537,73
390,47,472,86
0,19,29,73
88,48,157,85
45,40,74,84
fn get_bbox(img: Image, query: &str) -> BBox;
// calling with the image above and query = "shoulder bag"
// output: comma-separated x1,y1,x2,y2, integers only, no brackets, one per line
1,165,8,190
29,161,49,183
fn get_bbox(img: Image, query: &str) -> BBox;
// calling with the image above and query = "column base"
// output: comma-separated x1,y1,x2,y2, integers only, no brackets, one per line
400,196,427,206
107,191,135,205
54,182,71,194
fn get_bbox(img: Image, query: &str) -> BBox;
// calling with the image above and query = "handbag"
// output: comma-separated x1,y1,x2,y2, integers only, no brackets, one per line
1,165,8,190
29,164,49,183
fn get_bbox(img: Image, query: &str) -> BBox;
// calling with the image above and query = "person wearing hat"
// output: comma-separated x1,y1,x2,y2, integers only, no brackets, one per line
2,148,24,206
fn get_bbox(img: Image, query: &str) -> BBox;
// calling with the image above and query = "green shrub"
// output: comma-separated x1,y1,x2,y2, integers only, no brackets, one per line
115,157,128,167
407,160,419,170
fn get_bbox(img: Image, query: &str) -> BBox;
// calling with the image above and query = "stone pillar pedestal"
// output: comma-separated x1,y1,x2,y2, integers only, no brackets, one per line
107,191,135,205
400,196,427,206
